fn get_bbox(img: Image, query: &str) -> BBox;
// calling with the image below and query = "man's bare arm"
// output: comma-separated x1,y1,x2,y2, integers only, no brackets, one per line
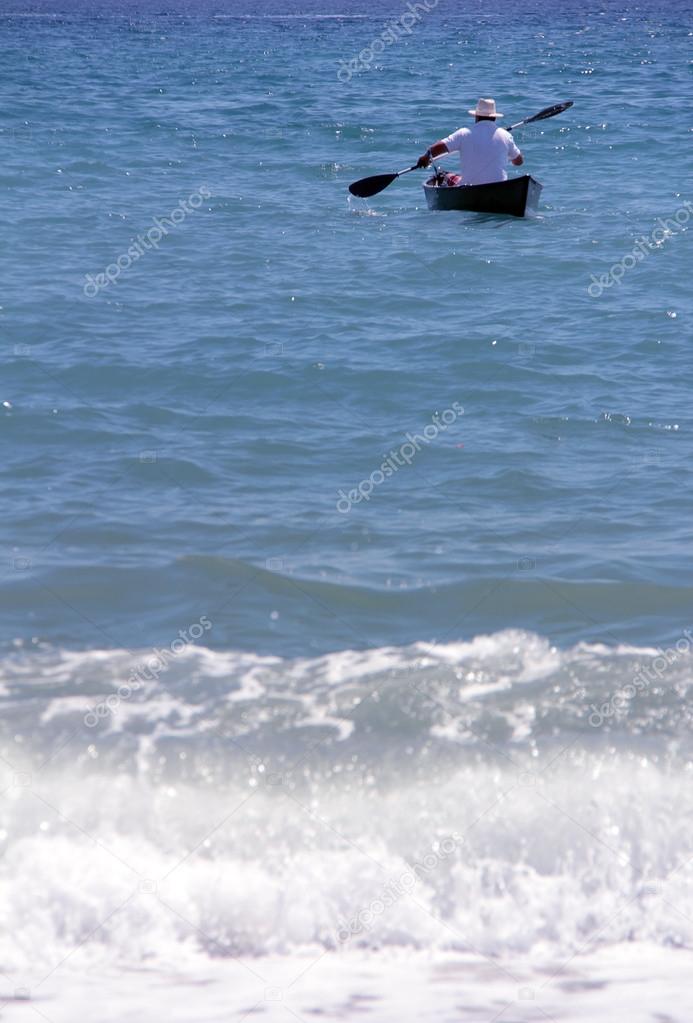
512,153,524,166
416,141,448,169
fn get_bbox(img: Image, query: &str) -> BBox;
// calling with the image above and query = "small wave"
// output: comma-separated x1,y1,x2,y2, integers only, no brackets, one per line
1,743,693,967
3,630,693,777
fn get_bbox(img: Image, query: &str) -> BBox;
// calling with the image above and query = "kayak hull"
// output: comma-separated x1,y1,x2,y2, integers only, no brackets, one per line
423,174,542,217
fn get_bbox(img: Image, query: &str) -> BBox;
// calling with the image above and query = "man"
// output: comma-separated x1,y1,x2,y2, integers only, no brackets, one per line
417,97,523,186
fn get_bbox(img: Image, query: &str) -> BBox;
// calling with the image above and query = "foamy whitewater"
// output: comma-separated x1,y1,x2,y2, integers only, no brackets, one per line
2,0,693,1018
2,632,693,1019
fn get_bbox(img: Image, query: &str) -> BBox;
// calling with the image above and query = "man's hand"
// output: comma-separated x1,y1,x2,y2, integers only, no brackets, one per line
416,152,431,169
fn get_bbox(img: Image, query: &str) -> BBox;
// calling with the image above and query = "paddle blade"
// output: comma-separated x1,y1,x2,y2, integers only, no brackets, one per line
348,172,398,198
524,100,573,125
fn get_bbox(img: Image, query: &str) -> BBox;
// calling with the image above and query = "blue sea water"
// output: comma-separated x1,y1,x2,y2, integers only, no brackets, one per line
1,1,693,1019
2,0,691,655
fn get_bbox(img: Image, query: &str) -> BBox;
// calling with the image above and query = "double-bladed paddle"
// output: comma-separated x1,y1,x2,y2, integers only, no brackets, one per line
347,100,573,199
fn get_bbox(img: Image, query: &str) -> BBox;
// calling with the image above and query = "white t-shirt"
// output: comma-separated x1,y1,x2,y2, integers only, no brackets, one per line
441,121,521,185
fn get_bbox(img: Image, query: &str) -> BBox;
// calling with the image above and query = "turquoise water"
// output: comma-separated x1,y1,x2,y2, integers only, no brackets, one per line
3,0,692,654
2,2,693,1017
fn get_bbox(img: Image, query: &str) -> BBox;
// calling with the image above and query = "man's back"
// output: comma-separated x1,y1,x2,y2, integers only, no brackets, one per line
442,121,521,185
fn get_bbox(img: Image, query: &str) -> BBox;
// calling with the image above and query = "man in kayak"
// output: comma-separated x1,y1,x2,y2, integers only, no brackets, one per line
416,98,523,186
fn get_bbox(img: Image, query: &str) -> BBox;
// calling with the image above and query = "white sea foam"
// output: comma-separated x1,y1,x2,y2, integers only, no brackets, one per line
2,944,693,1023
1,631,693,980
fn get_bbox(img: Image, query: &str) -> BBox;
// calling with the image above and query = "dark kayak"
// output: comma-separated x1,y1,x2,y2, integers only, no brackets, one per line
423,174,542,217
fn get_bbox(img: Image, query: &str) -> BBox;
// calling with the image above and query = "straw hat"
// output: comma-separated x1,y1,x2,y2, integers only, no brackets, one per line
468,98,503,118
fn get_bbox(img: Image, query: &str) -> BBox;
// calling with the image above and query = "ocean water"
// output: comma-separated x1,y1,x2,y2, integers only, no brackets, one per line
1,0,692,1019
